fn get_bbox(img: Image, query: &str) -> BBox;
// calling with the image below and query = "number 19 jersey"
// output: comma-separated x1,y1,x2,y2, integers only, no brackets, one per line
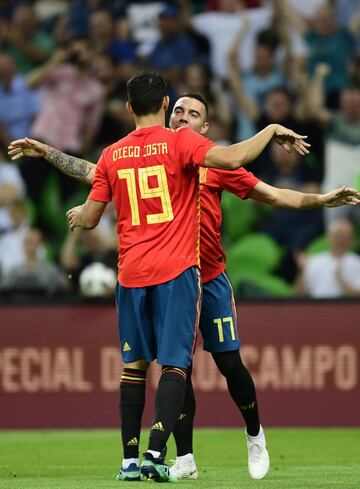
89,125,215,287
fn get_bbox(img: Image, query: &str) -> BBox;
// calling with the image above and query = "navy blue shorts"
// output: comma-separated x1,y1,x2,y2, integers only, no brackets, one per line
115,267,202,368
200,272,240,353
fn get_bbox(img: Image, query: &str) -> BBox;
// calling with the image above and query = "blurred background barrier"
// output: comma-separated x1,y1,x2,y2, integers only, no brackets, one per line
0,300,358,429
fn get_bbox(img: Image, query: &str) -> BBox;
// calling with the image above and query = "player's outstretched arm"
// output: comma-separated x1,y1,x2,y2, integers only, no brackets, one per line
8,138,96,185
204,124,310,170
66,199,106,231
249,181,360,209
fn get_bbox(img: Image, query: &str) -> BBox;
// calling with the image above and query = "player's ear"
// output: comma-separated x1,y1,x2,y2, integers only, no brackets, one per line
163,96,170,112
200,122,209,135
126,101,133,114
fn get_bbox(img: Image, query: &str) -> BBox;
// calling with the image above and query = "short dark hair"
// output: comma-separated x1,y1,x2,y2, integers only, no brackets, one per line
127,71,167,116
179,92,209,119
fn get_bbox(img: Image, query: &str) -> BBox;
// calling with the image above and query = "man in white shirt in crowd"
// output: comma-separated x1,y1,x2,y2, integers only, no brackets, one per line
297,219,360,298
0,148,26,233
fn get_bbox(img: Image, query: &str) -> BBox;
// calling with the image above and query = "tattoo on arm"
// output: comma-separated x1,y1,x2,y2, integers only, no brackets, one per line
46,150,91,182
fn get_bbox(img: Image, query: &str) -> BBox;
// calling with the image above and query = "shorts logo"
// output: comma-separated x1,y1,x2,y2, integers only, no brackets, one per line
151,421,164,431
127,437,139,446
178,413,187,421
123,342,131,352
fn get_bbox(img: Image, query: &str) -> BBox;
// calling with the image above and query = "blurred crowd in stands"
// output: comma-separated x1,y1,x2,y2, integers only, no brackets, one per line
0,0,360,300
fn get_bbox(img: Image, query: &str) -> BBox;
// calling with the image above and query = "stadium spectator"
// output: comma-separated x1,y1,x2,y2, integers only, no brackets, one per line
0,3,54,74
189,0,306,80
91,53,135,149
240,86,323,181
28,39,105,156
285,2,356,107
20,39,105,202
306,66,360,226
1,227,68,296
0,199,30,279
350,53,360,89
189,0,272,79
228,25,285,140
177,67,233,136
60,227,116,290
66,0,126,38
148,4,198,86
88,10,136,65
0,148,26,234
177,62,211,99
0,54,40,148
125,1,164,57
333,0,360,50
52,14,73,49
260,142,323,281
296,219,360,298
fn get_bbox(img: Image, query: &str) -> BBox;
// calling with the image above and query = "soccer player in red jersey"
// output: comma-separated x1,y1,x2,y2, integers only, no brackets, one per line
10,90,359,480
166,94,360,481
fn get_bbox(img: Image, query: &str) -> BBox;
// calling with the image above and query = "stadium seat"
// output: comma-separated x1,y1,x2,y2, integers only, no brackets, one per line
64,185,89,212
40,173,67,240
24,197,37,226
234,270,294,298
226,233,283,284
221,194,258,242
44,242,55,261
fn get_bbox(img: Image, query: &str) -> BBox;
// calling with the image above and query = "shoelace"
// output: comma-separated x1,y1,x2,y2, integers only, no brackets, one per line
248,442,265,463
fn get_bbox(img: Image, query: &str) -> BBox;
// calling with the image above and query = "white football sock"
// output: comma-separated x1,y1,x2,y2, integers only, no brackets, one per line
122,457,139,469
176,453,194,463
147,450,161,459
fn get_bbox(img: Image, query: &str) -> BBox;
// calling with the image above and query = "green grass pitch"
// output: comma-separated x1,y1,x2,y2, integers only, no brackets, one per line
0,429,359,488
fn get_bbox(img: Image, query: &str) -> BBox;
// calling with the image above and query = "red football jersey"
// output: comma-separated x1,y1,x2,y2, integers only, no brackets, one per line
89,126,215,287
199,167,259,283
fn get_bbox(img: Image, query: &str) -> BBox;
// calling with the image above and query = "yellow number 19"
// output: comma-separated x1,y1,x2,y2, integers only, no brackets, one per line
118,165,174,226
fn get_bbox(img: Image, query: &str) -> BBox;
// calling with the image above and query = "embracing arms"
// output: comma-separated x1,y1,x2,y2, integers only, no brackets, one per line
205,124,310,170
249,181,360,209
8,138,96,184
9,123,310,176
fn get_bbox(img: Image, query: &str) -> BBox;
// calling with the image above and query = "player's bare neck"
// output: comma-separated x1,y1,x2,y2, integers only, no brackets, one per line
134,113,166,130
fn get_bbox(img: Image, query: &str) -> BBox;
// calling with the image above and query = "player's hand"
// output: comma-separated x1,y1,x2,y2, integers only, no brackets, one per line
322,187,360,208
8,138,48,160
273,124,311,156
66,205,84,231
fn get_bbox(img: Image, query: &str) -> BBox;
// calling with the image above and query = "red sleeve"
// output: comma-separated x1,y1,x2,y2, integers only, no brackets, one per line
215,167,260,199
88,151,112,203
175,127,216,167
